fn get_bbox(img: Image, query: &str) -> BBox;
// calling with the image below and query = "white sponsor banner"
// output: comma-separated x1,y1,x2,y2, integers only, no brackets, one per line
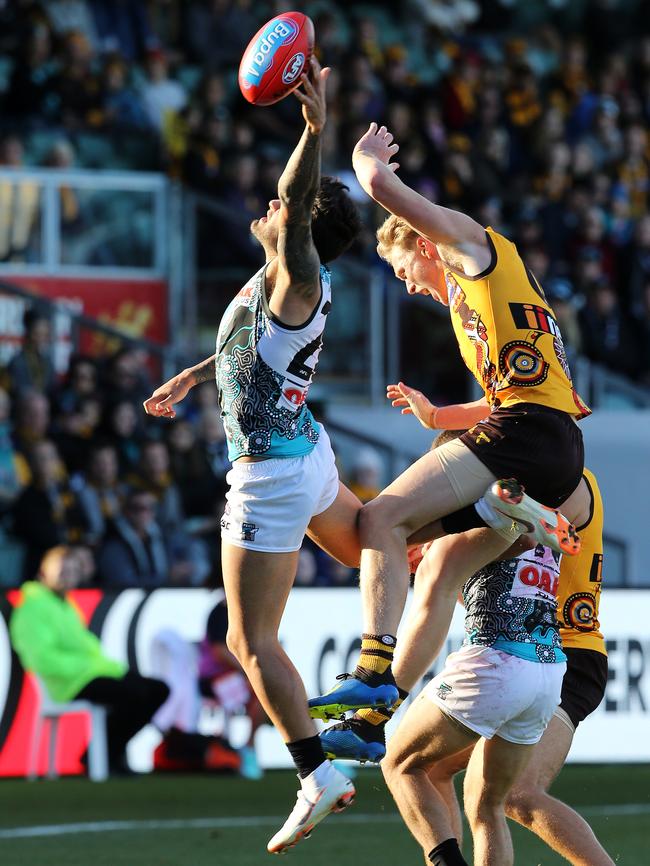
2,588,648,770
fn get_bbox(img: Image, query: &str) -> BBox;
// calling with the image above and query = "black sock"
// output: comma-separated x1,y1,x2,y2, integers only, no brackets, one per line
441,504,488,535
428,838,468,865
286,735,327,779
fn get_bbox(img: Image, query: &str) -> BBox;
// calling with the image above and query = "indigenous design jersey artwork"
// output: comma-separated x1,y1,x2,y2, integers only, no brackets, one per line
556,469,607,654
445,227,591,418
215,262,331,461
462,543,567,664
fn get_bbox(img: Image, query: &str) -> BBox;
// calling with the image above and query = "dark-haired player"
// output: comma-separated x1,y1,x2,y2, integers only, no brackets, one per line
144,58,364,853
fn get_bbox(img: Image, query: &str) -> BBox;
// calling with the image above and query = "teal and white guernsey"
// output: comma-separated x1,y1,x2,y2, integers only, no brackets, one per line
462,543,567,664
215,261,331,462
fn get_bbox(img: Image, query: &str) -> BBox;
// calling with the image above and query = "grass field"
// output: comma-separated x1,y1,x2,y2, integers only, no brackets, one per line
1,765,648,865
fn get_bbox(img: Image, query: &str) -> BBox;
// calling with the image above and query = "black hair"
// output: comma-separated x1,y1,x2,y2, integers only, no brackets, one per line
311,176,362,264
23,307,49,334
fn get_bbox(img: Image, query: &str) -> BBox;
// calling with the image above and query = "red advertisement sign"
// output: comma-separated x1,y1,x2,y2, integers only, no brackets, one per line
0,276,167,372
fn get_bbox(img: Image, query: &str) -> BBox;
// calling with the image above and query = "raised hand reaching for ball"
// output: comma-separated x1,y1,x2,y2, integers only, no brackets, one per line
353,123,400,172
292,56,330,134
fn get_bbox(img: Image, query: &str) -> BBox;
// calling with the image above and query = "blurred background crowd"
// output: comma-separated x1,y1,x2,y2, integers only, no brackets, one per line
0,305,376,587
0,0,649,589
0,0,649,377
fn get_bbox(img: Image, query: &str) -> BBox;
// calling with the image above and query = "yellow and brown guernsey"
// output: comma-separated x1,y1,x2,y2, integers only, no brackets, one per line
445,227,591,418
557,469,606,654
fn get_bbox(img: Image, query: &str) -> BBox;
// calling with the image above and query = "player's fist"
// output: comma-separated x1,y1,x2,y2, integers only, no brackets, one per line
386,382,437,429
143,370,194,419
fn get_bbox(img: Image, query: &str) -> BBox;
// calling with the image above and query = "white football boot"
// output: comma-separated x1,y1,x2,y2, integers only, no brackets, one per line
477,478,581,556
267,760,355,854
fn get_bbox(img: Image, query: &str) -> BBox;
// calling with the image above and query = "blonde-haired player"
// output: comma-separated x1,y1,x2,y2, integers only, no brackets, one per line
309,121,588,722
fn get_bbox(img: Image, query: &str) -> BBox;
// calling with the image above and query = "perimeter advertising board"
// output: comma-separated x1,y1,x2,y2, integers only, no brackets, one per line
0,588,647,775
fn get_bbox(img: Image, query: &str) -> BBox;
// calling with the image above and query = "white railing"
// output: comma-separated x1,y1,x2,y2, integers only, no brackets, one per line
0,168,169,279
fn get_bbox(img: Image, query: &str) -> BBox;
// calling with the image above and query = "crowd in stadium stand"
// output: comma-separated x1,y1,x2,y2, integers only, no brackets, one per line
0,306,368,588
0,1,649,382
0,1,649,587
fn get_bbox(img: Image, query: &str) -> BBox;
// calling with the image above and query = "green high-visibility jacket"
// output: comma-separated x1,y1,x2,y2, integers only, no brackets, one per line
10,582,126,702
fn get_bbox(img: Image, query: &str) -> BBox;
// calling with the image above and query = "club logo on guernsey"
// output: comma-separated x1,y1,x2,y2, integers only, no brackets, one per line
279,383,308,410
241,18,299,83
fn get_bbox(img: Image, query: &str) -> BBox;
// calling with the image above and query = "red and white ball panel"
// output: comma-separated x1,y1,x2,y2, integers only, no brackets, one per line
238,11,314,106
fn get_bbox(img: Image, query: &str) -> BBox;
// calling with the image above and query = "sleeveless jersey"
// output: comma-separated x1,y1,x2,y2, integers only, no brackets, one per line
462,543,566,664
557,469,606,655
215,261,330,461
445,227,590,418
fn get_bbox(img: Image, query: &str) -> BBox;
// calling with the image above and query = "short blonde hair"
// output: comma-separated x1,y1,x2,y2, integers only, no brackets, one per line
376,214,419,261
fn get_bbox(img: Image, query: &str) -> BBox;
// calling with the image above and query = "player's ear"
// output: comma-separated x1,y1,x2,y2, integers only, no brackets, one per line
416,237,431,258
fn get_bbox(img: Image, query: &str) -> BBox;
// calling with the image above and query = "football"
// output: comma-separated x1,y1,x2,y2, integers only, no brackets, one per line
238,11,314,106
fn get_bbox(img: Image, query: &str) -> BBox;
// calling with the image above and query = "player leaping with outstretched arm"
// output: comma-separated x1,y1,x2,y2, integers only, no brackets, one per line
144,58,368,854
309,121,591,721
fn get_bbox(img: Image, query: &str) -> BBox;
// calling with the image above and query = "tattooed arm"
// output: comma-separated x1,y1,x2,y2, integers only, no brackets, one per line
143,355,215,419
269,56,330,325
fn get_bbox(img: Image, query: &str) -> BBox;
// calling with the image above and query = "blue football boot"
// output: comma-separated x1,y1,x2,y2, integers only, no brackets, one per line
308,674,399,721
319,718,387,764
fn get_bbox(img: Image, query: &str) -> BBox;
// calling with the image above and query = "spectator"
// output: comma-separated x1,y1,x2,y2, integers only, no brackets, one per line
53,394,103,474
579,278,641,378
97,488,168,587
140,48,186,132
4,21,58,122
166,419,225,518
128,438,211,586
54,355,99,417
44,1,98,46
53,30,102,130
0,388,29,513
347,446,384,503
10,545,169,775
90,0,158,61
7,310,55,396
127,438,183,532
545,278,583,361
101,55,151,130
101,399,142,474
0,139,40,263
75,441,125,544
103,347,150,406
626,214,650,317
42,140,84,234
198,599,266,779
196,411,230,480
13,390,52,457
11,439,90,579
183,0,255,72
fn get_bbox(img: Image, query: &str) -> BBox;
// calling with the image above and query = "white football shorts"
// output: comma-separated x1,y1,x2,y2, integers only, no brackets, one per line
424,644,566,745
220,424,340,553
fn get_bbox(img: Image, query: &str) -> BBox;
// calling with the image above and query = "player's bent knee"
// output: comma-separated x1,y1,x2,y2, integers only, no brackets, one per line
504,787,537,827
465,795,503,828
226,628,277,668
359,498,408,545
